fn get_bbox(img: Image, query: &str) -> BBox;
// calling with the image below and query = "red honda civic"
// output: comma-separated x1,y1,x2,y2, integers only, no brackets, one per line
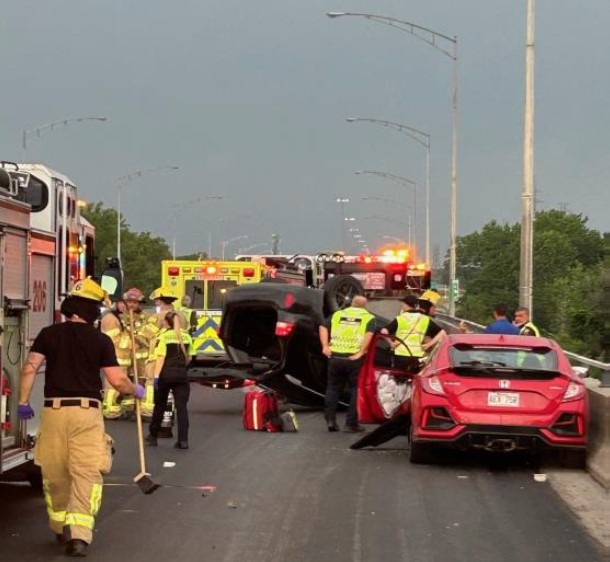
409,334,588,465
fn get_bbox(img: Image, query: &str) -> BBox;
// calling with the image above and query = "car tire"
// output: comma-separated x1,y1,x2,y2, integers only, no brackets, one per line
323,275,364,313
559,449,586,469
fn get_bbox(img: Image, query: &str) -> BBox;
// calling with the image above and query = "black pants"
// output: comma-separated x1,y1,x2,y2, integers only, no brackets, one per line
149,377,190,443
324,357,362,428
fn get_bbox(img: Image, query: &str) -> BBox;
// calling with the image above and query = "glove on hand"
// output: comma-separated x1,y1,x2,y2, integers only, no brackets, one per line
18,403,35,420
134,383,146,400
153,378,159,390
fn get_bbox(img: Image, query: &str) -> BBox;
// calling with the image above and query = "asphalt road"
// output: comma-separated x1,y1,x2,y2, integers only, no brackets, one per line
0,385,604,562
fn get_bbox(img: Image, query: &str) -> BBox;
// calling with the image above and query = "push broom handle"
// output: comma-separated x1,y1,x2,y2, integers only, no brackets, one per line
128,309,147,475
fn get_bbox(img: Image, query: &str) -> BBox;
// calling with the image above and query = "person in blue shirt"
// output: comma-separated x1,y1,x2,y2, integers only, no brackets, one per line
485,304,520,335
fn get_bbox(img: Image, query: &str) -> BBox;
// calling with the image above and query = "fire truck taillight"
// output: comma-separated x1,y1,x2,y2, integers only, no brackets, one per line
275,321,296,337
243,268,255,278
168,267,180,276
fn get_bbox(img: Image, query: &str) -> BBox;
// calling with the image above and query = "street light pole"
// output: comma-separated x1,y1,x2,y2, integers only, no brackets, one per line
221,235,248,260
520,0,535,313
348,120,430,266
172,196,224,259
22,116,108,161
115,165,180,266
355,170,417,256
336,197,349,250
330,12,458,314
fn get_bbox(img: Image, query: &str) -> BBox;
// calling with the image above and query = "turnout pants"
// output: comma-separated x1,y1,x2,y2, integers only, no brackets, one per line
149,377,190,443
34,400,112,544
324,357,362,428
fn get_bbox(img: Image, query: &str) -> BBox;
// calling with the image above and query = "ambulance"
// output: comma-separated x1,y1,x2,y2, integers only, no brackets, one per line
160,260,263,363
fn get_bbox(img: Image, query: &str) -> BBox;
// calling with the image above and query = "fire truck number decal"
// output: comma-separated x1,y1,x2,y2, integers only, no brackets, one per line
32,280,48,312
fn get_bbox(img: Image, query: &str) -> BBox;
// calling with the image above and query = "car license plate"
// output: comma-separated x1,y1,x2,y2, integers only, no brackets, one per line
487,392,520,407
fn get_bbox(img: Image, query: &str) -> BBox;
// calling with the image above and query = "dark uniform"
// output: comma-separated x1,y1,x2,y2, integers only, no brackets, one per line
147,327,195,448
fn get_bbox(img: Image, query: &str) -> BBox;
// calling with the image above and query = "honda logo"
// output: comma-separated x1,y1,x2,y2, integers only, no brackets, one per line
499,380,511,389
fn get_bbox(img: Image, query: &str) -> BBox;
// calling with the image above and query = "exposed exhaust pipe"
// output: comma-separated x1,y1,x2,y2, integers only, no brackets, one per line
484,438,517,453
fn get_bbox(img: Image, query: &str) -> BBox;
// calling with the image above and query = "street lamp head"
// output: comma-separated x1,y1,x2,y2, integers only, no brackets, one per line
336,197,349,203
326,12,347,18
345,118,357,122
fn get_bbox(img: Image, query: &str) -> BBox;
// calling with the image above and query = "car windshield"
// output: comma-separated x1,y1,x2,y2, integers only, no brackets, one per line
450,345,558,372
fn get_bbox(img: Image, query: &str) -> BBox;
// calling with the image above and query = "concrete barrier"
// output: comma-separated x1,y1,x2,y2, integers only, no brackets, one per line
585,379,610,489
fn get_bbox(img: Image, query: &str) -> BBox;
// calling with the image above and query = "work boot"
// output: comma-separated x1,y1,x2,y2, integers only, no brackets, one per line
65,539,88,556
327,422,340,432
55,533,66,545
174,441,189,450
145,435,158,447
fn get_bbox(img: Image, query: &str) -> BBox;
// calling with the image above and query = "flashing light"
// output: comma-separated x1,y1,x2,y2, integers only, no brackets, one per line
206,266,217,275
243,267,256,278
68,246,78,255
283,292,295,308
168,266,180,276
364,256,372,264
416,263,427,271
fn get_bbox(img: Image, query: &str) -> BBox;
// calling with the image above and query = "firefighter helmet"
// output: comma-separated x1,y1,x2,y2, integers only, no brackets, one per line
149,286,177,302
70,278,107,302
419,290,442,306
123,287,146,302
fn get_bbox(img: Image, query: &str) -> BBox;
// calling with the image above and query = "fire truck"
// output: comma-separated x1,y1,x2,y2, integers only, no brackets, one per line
236,247,431,297
160,260,264,365
0,162,95,483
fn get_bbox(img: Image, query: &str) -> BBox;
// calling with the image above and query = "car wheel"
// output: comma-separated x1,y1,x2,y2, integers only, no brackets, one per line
409,425,435,464
323,275,364,313
559,449,586,469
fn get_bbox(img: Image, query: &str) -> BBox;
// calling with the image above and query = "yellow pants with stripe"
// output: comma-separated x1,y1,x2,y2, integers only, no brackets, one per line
34,400,112,544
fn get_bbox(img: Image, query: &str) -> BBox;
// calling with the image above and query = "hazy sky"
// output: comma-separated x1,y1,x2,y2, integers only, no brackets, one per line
2,1,608,261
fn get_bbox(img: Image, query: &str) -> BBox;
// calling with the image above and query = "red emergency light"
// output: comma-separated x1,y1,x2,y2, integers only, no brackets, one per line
243,267,256,278
168,266,180,276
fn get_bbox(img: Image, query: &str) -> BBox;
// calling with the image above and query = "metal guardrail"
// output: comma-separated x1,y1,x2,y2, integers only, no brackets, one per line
435,312,610,387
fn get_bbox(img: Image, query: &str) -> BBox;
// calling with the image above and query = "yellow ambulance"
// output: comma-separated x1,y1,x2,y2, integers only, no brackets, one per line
160,260,263,362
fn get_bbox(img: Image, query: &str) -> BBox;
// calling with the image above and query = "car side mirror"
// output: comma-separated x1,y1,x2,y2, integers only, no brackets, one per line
571,365,589,378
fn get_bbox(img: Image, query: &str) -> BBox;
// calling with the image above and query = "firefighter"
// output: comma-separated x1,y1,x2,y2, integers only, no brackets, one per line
100,299,131,419
319,295,375,433
18,278,144,556
146,310,196,449
177,294,195,331
380,294,446,370
417,289,443,317
514,306,541,336
120,287,157,417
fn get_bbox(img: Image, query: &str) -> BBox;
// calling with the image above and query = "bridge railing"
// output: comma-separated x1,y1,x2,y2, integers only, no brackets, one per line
435,312,610,387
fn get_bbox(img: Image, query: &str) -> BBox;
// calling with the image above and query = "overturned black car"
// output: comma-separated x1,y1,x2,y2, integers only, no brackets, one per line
188,275,387,407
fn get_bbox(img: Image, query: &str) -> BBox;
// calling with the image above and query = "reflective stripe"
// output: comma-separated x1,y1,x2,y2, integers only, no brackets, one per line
65,513,95,530
329,307,374,354
43,480,67,523
520,321,541,337
90,484,103,517
395,313,430,357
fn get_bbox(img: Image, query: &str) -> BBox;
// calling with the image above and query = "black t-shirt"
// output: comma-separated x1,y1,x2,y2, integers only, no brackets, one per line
31,321,119,400
384,313,443,339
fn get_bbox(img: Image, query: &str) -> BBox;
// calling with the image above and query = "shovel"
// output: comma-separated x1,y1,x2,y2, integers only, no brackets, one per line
128,309,161,495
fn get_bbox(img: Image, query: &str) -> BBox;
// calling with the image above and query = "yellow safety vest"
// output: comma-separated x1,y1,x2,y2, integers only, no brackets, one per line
394,312,430,358
519,321,541,337
329,307,375,355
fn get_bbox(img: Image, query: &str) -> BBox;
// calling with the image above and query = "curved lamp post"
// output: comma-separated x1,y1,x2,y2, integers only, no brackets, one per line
22,116,108,161
329,11,458,314
361,196,412,246
115,165,180,265
355,169,418,257
172,195,224,259
221,235,248,260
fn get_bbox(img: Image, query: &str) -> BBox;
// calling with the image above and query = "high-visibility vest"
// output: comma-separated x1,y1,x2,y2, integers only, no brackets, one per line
519,321,541,337
329,307,375,355
394,312,430,357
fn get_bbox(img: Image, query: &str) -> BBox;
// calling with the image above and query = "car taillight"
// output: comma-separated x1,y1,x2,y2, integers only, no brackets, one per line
168,267,180,276
275,321,296,337
243,268,255,278
422,375,445,396
562,382,585,402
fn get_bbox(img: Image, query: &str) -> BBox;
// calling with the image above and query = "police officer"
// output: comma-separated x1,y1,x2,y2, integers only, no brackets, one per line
514,306,541,336
380,294,446,370
146,310,196,449
18,279,144,556
319,295,375,433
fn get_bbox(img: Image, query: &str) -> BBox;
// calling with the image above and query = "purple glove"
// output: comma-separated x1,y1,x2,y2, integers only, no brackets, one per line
18,403,35,420
134,383,146,400
153,378,159,391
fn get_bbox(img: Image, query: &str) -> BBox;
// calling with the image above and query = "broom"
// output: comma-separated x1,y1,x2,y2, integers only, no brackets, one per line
128,309,161,495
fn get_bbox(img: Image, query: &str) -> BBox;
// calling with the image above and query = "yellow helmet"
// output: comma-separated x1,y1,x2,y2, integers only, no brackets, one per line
70,278,107,302
149,286,177,301
419,289,442,306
